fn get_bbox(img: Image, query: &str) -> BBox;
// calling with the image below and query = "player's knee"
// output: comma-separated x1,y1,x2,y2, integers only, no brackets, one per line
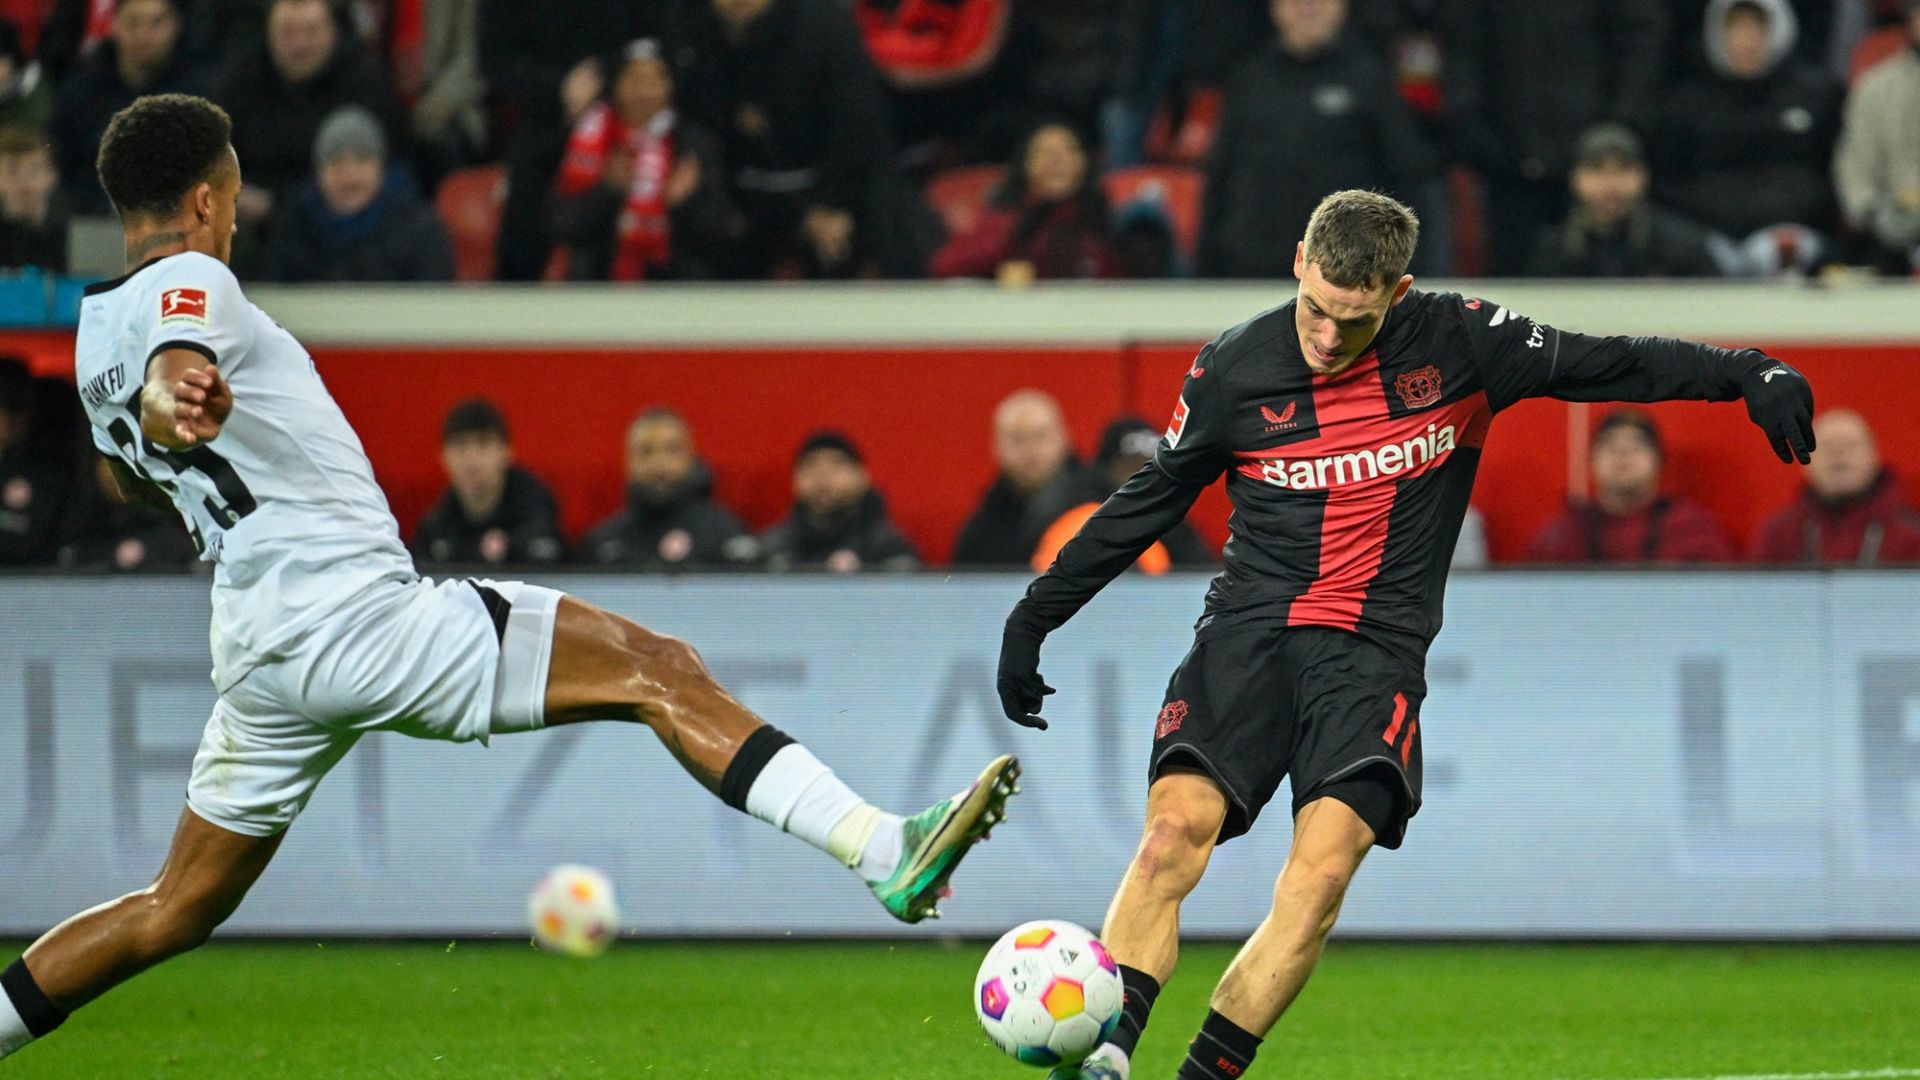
1134,811,1216,893
1275,852,1359,928
620,622,706,680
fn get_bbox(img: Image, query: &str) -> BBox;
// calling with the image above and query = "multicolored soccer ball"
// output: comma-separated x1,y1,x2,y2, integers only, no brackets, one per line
526,864,620,958
974,920,1123,1067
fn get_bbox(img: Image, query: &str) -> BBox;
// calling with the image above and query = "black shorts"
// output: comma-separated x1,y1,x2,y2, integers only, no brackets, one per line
1149,625,1425,849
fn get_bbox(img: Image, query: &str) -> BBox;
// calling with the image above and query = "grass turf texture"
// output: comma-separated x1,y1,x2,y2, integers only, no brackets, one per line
4,940,1917,1079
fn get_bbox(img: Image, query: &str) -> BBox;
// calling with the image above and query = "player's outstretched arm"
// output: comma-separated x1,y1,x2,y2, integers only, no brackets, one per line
1463,299,1816,463
140,348,232,450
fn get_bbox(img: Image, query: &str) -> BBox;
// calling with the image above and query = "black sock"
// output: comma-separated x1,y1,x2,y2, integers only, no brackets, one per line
2,958,68,1037
716,724,795,811
1177,1009,1261,1079
1108,964,1161,1058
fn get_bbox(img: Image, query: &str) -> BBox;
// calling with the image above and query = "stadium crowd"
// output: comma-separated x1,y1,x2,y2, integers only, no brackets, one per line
0,0,1911,282
5,355,1920,573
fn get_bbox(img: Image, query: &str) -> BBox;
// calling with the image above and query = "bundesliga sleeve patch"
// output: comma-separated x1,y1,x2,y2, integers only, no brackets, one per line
1164,395,1189,449
159,286,210,327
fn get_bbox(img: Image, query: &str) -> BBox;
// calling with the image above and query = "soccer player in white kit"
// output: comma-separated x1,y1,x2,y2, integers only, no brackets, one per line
0,94,1020,1064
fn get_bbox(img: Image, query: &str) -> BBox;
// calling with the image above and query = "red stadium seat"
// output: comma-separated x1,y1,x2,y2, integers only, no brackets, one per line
1103,165,1203,262
1849,25,1907,85
923,164,1006,237
1144,86,1223,165
435,164,507,283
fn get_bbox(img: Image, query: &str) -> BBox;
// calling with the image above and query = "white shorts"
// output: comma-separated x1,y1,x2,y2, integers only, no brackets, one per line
186,576,564,837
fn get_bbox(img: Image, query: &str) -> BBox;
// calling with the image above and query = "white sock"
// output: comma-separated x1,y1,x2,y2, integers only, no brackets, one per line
743,744,901,881
0,986,34,1060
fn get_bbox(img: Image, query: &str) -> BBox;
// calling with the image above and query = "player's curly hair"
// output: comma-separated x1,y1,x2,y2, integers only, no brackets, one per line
96,94,233,220
1302,190,1421,291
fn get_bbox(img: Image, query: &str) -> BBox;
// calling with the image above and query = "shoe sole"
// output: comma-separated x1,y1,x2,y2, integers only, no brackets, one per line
893,754,1021,923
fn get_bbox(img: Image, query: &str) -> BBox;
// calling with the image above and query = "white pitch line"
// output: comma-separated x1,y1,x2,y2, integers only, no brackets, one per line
1605,1060,1920,1068
1609,1069,1920,1080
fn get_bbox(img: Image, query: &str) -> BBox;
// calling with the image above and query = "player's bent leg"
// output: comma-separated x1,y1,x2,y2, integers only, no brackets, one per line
537,596,1018,924
1053,769,1228,1080
1176,789,1380,1080
0,807,283,1060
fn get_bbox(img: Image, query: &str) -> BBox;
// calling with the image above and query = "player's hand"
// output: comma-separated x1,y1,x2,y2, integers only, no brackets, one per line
172,365,232,446
1740,357,1814,464
997,626,1055,730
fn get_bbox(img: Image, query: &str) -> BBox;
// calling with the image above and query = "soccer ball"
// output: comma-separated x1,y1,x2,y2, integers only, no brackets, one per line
527,864,620,958
974,920,1123,1067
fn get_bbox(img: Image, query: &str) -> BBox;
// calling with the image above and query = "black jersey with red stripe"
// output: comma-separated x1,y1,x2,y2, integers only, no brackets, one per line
1010,289,1766,665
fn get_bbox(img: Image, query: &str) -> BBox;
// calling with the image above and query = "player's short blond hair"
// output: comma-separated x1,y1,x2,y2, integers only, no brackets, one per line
1301,190,1421,291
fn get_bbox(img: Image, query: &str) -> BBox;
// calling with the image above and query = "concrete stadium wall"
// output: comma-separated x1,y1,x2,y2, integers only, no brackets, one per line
1,572,1917,939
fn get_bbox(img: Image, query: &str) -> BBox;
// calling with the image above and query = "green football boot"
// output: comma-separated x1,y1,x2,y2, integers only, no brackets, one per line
870,754,1021,923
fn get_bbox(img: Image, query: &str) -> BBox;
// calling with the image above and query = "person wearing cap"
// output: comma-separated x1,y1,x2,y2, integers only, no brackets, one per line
1528,123,1720,278
580,407,762,568
552,39,737,282
1750,408,1920,565
1095,416,1215,566
1522,408,1734,563
412,398,567,567
1656,0,1840,260
256,104,454,282
49,0,211,214
1832,0,1920,273
212,0,403,226
761,431,920,573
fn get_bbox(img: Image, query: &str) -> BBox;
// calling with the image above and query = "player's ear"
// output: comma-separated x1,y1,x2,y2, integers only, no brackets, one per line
1292,243,1307,281
1390,274,1414,306
192,181,214,226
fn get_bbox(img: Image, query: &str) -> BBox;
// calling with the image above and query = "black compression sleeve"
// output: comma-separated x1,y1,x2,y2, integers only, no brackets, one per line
1008,461,1207,637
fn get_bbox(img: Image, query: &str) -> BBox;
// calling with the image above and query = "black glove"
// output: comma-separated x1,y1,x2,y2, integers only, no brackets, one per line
997,625,1054,730
1741,358,1815,464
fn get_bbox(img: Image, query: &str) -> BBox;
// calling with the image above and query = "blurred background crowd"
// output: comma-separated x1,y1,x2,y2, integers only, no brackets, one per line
0,0,1913,285
7,353,1920,573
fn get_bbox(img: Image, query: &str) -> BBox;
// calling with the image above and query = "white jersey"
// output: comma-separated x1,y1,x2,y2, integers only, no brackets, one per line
74,251,415,688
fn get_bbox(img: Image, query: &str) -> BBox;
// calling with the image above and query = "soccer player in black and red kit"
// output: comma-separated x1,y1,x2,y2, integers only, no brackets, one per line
996,191,1816,1080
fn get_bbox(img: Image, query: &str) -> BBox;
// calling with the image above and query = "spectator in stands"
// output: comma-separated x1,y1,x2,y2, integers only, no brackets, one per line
0,128,69,271
0,20,53,134
1442,0,1668,275
1750,409,1920,563
930,120,1118,281
1093,415,1213,565
952,388,1103,566
214,0,404,229
50,0,209,214
1529,123,1721,278
56,455,197,571
409,0,487,181
552,39,738,282
257,106,454,282
1657,0,1841,273
38,0,116,86
1197,0,1437,279
0,359,70,566
1105,0,1271,166
853,0,1016,164
1832,0,1920,274
761,431,920,573
1523,409,1734,564
582,407,761,567
674,0,940,279
480,0,655,281
412,399,566,566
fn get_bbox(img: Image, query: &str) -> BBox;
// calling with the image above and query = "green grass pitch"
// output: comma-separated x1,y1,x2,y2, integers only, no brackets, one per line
4,939,1917,1078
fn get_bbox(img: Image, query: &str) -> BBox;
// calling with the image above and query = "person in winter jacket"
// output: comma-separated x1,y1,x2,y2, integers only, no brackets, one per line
1657,0,1841,252
1832,0,1920,273
762,431,920,573
413,399,567,566
930,120,1117,281
952,388,1105,567
1750,409,1920,564
581,408,761,568
1530,123,1721,278
552,38,738,282
1524,408,1735,564
1198,0,1436,279
256,105,455,282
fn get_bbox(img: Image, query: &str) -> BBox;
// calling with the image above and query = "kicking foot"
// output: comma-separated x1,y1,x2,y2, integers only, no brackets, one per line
869,754,1020,923
1047,1044,1130,1080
